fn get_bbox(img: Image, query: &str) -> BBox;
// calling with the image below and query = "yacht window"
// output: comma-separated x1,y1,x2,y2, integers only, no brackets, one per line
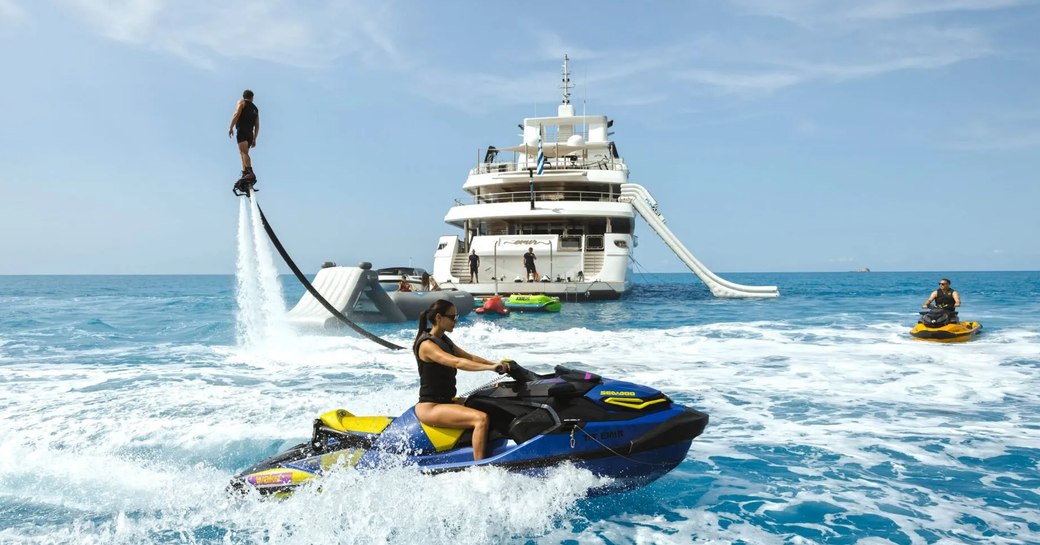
560,236,582,250
587,235,605,251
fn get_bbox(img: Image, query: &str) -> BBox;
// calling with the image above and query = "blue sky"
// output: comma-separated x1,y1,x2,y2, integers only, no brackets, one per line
1,0,1038,274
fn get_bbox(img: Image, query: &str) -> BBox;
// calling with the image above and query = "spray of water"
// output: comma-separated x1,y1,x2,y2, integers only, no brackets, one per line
234,198,262,346
233,193,292,349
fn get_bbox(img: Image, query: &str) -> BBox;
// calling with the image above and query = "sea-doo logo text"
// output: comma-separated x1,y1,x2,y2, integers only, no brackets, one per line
599,390,636,396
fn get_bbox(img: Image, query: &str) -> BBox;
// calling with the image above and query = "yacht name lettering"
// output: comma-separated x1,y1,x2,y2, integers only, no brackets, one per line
600,390,636,396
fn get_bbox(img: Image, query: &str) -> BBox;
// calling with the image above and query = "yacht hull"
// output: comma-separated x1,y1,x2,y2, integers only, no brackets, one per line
443,280,629,301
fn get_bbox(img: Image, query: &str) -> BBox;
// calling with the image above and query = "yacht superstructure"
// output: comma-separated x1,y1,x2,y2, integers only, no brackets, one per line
433,56,779,300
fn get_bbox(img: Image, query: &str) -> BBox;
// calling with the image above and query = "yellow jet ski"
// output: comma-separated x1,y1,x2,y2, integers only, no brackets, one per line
910,308,981,342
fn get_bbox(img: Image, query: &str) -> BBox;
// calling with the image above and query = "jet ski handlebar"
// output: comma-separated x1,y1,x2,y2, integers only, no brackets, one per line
498,361,602,385
500,359,542,383
919,306,956,314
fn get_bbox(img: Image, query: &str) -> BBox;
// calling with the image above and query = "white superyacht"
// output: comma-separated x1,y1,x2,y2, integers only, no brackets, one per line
433,56,778,300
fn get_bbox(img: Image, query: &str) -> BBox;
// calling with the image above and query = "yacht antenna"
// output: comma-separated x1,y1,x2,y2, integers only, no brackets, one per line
561,54,572,105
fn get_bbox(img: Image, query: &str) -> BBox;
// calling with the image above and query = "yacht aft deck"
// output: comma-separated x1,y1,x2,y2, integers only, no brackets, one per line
434,232,630,301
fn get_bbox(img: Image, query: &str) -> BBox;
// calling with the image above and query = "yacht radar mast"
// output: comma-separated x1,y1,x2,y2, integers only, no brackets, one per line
561,54,572,105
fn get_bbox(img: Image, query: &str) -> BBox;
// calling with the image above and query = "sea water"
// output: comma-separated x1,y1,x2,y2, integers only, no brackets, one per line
1,210,1038,544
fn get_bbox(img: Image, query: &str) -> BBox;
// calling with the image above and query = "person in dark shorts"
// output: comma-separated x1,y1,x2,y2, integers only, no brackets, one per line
468,250,480,282
228,89,260,180
523,247,537,282
413,299,510,461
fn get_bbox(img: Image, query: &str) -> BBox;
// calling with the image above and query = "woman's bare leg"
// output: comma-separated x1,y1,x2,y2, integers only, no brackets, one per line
415,402,490,460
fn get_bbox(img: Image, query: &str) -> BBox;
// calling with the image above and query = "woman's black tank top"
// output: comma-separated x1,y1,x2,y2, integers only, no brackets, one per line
413,331,457,403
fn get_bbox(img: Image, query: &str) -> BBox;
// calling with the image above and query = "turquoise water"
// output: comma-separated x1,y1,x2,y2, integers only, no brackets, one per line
1,271,1039,544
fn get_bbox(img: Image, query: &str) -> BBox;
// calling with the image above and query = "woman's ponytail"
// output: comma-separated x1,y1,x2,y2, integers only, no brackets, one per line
415,309,430,343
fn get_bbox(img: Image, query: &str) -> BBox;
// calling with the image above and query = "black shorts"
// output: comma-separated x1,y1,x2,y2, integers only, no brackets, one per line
236,131,254,146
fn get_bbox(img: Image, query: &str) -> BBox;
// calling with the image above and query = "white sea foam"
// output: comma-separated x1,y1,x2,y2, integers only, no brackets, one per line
1,317,1038,544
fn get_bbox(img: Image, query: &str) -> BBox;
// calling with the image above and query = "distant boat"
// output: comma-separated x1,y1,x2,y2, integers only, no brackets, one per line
852,267,871,273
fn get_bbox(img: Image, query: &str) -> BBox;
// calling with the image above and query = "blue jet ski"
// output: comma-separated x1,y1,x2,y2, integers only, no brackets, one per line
231,363,709,496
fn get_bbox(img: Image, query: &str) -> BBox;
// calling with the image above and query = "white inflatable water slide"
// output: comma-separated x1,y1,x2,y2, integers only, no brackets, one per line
619,183,780,299
287,265,406,327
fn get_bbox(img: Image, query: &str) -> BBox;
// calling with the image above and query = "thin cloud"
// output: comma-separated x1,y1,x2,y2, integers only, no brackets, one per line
733,0,1038,25
0,0,27,28
412,70,558,111
847,0,1037,20
671,24,993,95
49,0,1012,114
940,119,1040,150
405,36,685,111
673,69,804,94
416,24,992,110
57,0,403,70
670,51,981,95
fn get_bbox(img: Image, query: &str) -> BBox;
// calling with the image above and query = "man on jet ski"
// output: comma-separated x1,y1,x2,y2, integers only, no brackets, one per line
922,278,961,311
413,299,511,461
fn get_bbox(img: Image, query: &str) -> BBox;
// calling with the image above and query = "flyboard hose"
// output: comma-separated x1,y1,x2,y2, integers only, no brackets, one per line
251,199,405,351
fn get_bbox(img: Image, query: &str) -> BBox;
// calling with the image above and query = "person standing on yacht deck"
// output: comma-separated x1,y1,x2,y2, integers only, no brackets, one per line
523,247,538,282
468,250,480,283
228,89,260,181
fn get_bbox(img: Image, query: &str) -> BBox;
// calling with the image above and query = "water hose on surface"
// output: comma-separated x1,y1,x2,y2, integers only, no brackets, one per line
252,198,405,350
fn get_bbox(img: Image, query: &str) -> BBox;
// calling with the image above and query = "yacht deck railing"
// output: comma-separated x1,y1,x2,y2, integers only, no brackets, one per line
471,156,625,175
470,190,618,205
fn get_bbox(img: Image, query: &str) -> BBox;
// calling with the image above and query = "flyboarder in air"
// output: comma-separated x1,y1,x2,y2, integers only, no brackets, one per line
229,89,260,196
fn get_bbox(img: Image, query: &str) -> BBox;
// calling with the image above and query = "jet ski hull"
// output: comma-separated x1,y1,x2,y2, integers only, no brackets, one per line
910,321,982,342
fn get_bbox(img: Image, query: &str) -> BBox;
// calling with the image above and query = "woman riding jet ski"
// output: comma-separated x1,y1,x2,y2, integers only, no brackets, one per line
230,300,709,496
910,278,981,342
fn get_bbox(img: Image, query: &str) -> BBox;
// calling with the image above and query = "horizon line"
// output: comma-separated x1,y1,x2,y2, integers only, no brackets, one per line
2,270,1039,276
